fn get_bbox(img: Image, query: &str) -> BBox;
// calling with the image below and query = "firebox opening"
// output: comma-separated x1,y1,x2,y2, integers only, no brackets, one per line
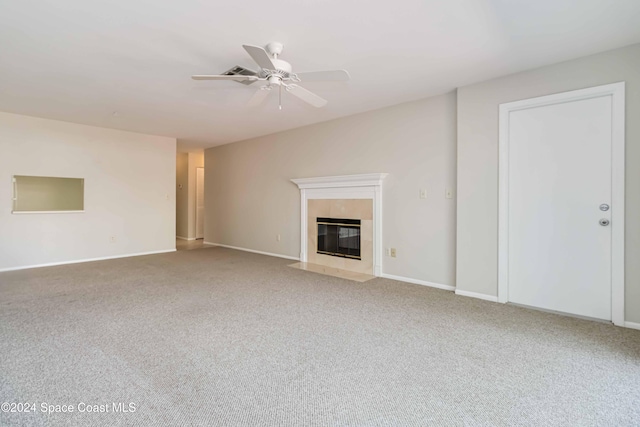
317,217,361,260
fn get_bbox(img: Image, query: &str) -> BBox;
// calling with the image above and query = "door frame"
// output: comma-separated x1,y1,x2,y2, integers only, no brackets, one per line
195,167,204,239
498,82,625,326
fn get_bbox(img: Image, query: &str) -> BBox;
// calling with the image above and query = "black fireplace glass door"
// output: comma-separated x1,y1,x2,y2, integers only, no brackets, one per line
317,224,338,254
317,218,361,259
337,226,360,257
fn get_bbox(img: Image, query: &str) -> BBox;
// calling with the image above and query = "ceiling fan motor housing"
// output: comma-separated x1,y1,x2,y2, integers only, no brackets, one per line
265,58,292,86
271,59,292,74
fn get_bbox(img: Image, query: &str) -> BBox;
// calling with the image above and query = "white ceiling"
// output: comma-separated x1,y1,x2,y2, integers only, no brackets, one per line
1,0,639,151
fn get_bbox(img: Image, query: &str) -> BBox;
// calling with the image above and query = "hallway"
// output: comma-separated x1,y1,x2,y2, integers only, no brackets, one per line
176,238,206,251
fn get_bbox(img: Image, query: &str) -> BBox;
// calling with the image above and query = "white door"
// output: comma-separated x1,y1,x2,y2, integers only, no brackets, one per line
499,83,625,322
196,167,205,239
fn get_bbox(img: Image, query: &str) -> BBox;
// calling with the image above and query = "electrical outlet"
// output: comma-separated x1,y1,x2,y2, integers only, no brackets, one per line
109,236,116,243
276,234,281,242
390,248,397,258
445,188,453,199
385,248,391,256
420,189,427,199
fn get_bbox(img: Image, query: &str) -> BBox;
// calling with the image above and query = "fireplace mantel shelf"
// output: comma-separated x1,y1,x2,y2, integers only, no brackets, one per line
291,173,388,189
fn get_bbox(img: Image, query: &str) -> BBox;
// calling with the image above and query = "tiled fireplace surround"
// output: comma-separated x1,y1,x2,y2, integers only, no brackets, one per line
308,199,373,274
291,174,387,276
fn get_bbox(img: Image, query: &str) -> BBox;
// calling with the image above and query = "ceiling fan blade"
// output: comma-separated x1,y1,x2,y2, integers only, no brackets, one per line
295,70,350,82
242,45,276,70
192,75,259,81
248,88,271,107
286,85,327,108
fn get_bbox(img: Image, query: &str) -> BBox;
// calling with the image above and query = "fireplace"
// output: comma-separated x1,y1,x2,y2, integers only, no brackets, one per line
291,173,387,276
317,217,361,260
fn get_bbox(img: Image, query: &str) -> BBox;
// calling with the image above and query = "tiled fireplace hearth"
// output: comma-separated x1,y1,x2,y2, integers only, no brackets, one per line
291,173,387,277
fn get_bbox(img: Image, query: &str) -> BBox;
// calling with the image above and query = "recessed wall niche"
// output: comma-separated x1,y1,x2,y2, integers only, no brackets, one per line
12,175,84,213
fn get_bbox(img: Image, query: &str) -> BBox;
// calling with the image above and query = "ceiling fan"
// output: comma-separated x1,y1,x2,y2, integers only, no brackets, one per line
192,42,350,109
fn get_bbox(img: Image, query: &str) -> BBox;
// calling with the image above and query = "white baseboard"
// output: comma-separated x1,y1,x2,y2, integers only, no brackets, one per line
0,249,177,273
455,289,499,303
176,236,196,241
380,273,455,291
624,321,640,331
205,243,300,261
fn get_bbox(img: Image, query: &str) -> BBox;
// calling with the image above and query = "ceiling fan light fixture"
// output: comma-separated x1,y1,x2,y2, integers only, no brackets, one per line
267,75,282,86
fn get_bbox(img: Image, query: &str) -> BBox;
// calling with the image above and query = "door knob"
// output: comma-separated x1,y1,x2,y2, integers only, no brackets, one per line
599,204,610,211
599,219,610,226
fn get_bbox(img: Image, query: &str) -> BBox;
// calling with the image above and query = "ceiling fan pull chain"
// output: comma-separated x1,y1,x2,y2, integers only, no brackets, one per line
279,84,282,110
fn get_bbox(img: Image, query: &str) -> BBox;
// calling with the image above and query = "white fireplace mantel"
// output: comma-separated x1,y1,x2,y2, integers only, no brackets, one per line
291,173,387,276
291,173,388,190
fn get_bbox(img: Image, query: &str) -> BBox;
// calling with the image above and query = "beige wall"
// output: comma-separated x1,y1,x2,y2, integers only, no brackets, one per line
0,111,176,270
456,43,640,322
205,92,457,286
176,152,189,238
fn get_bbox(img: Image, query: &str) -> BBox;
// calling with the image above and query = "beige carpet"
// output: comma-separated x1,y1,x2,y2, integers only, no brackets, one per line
0,247,639,426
